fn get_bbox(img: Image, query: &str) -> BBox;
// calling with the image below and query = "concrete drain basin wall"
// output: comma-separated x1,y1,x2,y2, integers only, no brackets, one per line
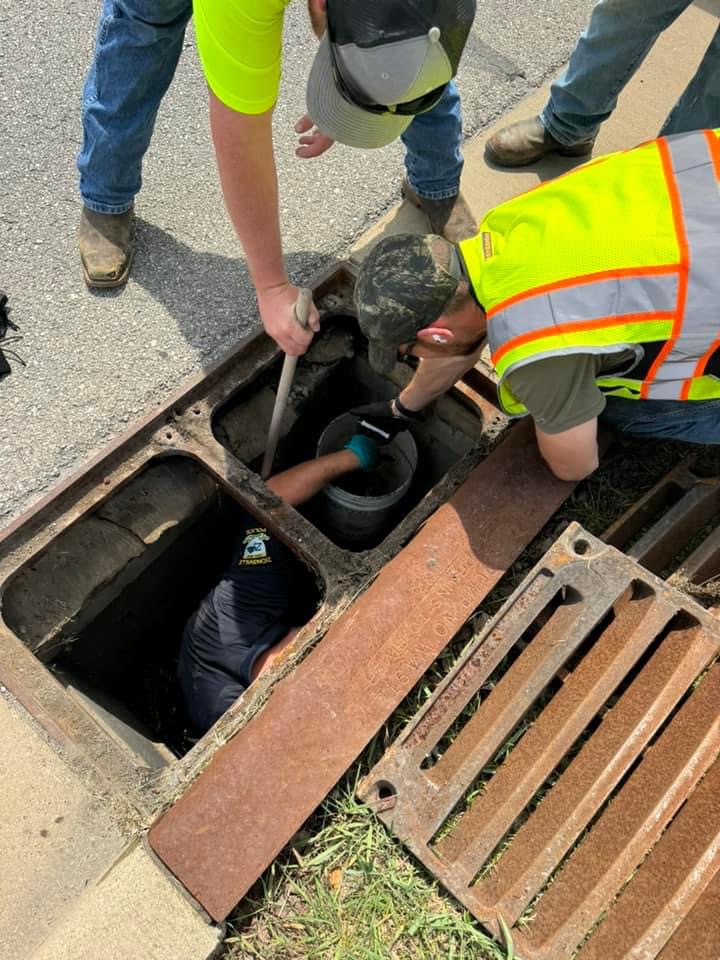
2,456,323,761
0,265,507,825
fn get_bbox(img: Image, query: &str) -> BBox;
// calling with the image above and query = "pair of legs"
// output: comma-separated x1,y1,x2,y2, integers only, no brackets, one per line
487,0,720,165
78,0,467,284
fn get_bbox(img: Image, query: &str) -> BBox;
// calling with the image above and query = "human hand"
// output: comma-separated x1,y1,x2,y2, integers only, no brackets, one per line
256,281,320,356
295,114,335,159
344,434,379,472
349,400,412,444
307,0,327,38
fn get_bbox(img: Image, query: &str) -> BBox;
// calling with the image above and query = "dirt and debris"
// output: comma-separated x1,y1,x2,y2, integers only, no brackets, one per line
303,328,355,366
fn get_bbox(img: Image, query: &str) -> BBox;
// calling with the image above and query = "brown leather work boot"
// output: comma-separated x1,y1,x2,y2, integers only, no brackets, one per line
79,206,134,288
401,178,476,243
484,116,595,168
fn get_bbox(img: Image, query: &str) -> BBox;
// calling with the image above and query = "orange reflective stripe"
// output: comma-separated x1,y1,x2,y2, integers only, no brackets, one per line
641,137,690,399
681,131,720,400
486,264,678,320
491,311,675,367
704,129,720,183
688,333,720,393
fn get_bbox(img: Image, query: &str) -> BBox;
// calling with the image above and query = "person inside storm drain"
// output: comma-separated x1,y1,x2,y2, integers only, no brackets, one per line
349,128,720,483
178,433,378,736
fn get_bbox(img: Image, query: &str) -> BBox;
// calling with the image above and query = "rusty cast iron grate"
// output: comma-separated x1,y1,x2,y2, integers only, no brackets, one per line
357,524,720,960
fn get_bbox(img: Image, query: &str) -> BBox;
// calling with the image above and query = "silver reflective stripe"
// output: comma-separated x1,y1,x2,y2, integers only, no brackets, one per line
488,272,678,357
647,132,720,400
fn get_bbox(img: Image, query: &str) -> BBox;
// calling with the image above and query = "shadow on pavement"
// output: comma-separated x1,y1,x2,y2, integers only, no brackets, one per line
106,218,330,358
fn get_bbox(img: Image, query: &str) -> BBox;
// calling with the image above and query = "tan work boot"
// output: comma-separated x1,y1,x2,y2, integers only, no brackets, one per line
485,116,595,168
401,178,476,243
79,206,134,288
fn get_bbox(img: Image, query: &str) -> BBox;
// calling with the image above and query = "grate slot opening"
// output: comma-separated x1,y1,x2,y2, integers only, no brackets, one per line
504,610,703,925
662,516,720,584
427,588,621,849
604,481,686,552
421,585,584,772
428,598,694,887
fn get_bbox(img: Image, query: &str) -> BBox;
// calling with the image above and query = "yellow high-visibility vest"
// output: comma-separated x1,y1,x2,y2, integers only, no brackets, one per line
459,129,720,416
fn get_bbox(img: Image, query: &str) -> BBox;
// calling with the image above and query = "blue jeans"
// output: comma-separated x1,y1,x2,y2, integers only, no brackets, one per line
402,81,464,200
79,0,192,214
78,0,464,213
542,0,720,145
601,397,720,444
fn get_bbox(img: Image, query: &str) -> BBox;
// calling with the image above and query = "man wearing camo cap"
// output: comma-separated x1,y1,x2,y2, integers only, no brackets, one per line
351,128,720,482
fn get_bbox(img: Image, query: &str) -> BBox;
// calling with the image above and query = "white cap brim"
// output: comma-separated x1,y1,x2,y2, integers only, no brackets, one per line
306,34,412,149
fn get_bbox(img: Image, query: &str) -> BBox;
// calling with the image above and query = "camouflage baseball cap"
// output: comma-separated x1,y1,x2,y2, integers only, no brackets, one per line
354,234,463,374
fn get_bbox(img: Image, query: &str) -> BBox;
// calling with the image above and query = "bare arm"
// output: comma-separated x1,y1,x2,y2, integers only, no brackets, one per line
266,449,361,506
535,418,599,481
293,0,334,158
398,349,484,412
209,92,320,354
250,625,301,681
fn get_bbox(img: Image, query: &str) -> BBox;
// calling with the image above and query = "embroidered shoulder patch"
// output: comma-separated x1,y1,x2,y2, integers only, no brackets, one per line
239,527,272,566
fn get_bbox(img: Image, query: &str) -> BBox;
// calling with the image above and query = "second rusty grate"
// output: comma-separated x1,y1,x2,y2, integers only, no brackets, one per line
603,454,720,589
357,524,720,960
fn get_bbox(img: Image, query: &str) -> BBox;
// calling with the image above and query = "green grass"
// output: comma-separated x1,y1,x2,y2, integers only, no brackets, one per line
224,774,506,960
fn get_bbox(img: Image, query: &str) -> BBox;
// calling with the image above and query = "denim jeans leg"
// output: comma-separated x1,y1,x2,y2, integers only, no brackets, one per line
78,0,192,214
660,24,720,134
542,0,693,145
401,80,463,200
601,397,720,444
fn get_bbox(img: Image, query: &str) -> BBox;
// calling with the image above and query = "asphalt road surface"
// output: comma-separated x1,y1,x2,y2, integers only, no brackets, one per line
0,0,595,528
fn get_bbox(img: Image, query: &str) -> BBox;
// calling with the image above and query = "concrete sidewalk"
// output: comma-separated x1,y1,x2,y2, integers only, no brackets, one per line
3,4,718,959
0,690,124,957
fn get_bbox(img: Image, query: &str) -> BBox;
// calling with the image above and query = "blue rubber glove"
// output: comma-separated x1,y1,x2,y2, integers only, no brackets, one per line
344,434,379,472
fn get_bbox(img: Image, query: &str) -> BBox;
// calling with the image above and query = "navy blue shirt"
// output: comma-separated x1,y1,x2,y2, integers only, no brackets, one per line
178,513,305,734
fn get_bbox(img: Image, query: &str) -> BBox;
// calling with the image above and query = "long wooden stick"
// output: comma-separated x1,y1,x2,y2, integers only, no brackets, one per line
260,288,314,480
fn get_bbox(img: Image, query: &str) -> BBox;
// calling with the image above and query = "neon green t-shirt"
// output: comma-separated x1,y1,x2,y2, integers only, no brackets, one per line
193,0,293,113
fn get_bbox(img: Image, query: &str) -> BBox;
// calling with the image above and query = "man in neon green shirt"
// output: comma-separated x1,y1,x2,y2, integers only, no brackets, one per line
77,0,476,358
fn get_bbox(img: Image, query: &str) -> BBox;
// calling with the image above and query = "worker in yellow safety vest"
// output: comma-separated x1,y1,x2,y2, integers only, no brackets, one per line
349,128,720,482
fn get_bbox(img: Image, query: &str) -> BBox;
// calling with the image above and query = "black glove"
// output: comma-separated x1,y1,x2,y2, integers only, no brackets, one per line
0,291,23,378
349,399,423,444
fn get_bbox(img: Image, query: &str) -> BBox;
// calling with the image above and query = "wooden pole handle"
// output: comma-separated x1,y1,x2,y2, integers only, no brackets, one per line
260,288,315,480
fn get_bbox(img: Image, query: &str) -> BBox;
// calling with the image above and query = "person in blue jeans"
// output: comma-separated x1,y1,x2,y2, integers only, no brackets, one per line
78,0,476,356
485,0,720,166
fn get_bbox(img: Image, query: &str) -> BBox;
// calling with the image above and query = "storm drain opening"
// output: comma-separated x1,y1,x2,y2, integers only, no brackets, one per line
357,526,720,960
213,320,484,550
420,584,587,775
1,457,322,764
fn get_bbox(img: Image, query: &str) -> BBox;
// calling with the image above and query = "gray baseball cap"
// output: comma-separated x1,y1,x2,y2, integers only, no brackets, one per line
354,234,464,374
307,0,476,150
